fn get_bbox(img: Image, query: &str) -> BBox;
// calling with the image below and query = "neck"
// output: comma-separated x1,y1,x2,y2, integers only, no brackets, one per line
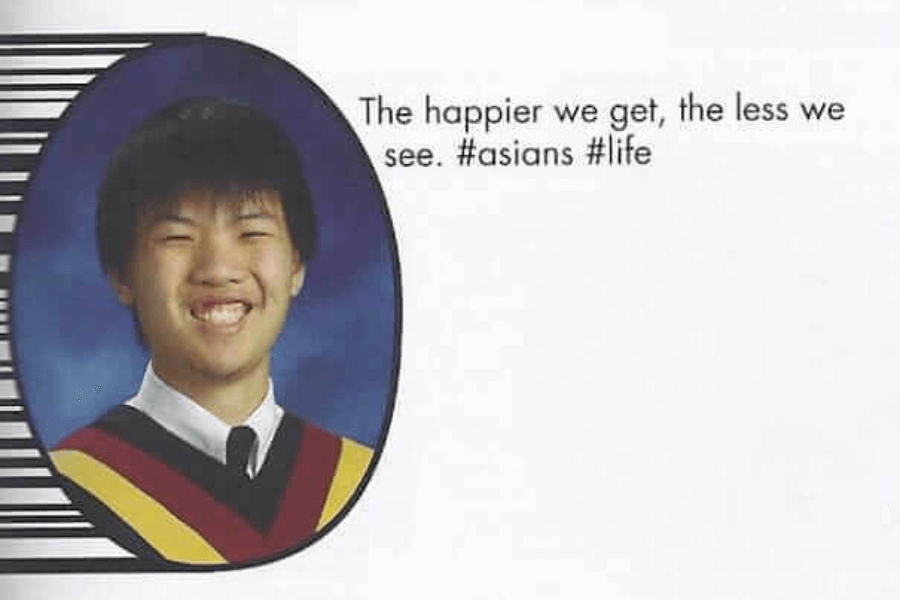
151,359,270,426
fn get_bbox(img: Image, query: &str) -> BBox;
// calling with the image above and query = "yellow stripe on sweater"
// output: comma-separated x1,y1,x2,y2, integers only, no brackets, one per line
51,449,226,564
316,438,373,531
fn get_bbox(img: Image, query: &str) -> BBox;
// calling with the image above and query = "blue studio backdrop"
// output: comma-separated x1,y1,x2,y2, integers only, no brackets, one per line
12,39,399,450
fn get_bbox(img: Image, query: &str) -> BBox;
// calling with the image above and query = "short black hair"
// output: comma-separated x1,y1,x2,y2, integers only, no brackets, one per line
96,96,317,282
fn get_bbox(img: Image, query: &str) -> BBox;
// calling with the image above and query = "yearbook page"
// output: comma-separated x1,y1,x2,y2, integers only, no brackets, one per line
0,2,898,598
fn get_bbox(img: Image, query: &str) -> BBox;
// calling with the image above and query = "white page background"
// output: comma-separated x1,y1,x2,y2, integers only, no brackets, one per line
2,1,900,598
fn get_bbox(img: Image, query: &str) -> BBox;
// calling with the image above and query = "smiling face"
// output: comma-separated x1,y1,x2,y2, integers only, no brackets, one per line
110,189,305,403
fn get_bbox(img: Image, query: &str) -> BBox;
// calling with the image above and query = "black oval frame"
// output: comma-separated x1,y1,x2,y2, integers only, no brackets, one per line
4,33,401,572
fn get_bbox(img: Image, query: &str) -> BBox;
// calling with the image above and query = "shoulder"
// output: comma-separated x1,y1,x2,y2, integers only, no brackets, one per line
48,405,178,562
280,409,374,465
48,404,177,508
52,404,155,455
278,410,374,528
49,403,208,500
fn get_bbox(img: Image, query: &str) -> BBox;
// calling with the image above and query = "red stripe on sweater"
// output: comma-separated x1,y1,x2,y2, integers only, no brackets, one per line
57,427,266,561
265,424,342,553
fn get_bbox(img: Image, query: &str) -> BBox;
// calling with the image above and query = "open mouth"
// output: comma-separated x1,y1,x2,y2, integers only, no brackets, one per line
189,301,252,326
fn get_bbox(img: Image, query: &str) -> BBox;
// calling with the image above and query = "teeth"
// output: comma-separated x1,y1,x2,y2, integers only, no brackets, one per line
192,302,248,325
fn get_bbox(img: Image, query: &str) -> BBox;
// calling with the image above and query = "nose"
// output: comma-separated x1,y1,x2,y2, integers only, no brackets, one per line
189,231,245,287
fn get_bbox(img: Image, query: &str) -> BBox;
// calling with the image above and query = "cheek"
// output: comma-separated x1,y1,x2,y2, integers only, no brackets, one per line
256,250,299,299
262,269,295,302
132,257,183,316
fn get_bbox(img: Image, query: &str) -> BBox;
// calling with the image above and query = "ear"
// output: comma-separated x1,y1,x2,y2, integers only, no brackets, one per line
107,269,135,306
290,254,306,298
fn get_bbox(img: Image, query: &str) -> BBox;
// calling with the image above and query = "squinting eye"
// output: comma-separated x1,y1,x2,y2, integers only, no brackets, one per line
163,235,192,242
241,231,270,239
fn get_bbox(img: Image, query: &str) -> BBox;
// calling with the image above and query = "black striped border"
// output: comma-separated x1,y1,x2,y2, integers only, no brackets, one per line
0,32,205,573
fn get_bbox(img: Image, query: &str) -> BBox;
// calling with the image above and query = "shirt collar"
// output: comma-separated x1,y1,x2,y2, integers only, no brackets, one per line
125,362,284,478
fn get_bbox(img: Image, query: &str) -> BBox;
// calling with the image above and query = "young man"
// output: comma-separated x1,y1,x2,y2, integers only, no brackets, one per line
49,98,372,565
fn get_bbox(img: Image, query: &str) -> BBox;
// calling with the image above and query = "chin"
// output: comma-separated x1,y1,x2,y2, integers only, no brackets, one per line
201,358,259,380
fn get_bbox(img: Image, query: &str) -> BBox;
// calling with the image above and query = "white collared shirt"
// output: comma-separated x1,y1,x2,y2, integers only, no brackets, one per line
125,362,284,478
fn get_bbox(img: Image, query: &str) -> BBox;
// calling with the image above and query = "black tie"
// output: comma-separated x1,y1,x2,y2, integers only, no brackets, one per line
226,426,257,479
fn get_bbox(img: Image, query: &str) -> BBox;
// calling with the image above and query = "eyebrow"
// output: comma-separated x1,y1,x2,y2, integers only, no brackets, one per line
152,214,197,226
235,211,278,222
150,210,278,227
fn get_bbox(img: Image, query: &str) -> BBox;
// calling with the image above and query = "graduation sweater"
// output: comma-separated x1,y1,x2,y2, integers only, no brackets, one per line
50,405,372,564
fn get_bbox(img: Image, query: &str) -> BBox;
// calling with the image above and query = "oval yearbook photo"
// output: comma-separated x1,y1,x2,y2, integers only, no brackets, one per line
7,36,400,569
